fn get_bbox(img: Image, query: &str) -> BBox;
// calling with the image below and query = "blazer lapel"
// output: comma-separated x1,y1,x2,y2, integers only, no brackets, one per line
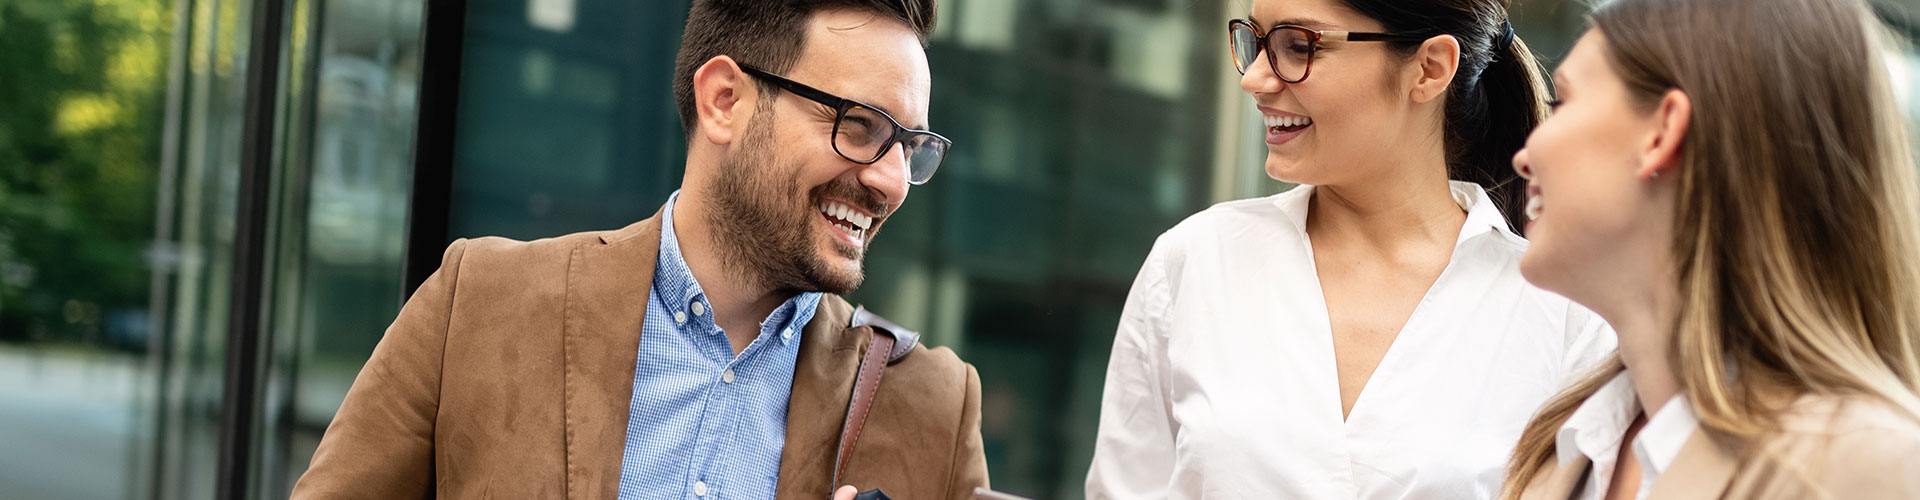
562,214,662,500
1521,455,1595,500
776,297,869,498
1647,426,1738,500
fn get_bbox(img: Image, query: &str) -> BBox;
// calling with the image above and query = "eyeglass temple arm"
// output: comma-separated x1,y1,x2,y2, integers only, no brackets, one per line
1337,31,1430,43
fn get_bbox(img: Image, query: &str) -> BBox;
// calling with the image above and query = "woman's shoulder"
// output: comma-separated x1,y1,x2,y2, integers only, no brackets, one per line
1762,393,1920,471
1153,192,1307,248
1745,393,1920,496
1774,393,1920,439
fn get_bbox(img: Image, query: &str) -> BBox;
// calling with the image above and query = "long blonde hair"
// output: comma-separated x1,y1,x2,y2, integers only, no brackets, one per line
1502,0,1920,495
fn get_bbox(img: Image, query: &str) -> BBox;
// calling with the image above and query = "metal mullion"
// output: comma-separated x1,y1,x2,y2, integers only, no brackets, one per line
402,0,471,301
216,0,291,496
142,0,200,495
256,0,327,494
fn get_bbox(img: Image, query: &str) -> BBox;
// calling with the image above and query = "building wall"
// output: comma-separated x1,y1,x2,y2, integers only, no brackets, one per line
2,0,1918,499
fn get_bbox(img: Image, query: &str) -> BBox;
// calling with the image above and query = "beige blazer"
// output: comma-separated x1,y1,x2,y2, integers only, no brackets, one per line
1517,394,1920,500
290,215,989,499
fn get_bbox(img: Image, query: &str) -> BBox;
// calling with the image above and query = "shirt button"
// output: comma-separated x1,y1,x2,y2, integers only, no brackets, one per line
781,327,793,340
673,311,687,323
693,480,708,496
722,369,736,384
691,301,706,316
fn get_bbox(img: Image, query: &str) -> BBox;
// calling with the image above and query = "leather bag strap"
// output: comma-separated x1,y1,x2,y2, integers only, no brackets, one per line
832,328,896,489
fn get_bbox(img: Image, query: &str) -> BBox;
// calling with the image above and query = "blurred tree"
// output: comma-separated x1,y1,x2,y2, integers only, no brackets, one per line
0,0,171,350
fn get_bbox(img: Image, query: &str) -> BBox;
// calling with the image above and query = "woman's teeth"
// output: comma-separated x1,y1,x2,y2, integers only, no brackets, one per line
1263,114,1313,133
819,201,873,236
1525,195,1543,221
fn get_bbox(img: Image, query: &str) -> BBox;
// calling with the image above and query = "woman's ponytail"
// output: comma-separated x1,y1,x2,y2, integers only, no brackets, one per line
1342,0,1553,233
1445,22,1550,234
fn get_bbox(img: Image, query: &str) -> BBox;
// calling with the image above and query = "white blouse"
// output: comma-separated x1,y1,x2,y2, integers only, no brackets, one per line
1086,182,1617,500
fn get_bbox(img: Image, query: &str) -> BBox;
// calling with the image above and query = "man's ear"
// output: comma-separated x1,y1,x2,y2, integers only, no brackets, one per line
1409,35,1462,104
1637,89,1691,180
691,55,756,147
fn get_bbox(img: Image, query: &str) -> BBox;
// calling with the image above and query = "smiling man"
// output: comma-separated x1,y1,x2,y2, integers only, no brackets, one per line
289,1,986,499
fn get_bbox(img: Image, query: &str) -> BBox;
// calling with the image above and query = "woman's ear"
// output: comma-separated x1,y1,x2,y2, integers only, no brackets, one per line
691,55,755,147
1410,35,1462,103
1638,89,1691,180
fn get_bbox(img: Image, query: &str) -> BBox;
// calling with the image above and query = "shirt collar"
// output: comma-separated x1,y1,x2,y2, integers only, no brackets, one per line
1553,371,1700,489
1450,181,1520,246
1556,371,1641,467
1274,183,1315,237
1633,393,1698,479
655,191,822,346
1271,181,1517,248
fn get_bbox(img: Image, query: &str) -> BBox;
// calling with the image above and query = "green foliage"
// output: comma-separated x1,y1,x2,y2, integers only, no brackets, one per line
0,0,170,349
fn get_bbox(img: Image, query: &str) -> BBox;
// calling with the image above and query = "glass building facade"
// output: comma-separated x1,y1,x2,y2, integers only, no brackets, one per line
3,0,1919,499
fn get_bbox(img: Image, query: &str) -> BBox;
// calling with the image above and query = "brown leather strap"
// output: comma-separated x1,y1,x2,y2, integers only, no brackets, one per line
832,328,896,489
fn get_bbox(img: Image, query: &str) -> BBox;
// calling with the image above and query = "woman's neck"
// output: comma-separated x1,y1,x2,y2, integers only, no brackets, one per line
1588,254,1686,416
1306,166,1466,250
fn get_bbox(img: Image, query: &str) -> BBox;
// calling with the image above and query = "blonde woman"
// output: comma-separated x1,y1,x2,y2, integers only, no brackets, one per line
1503,0,1920,498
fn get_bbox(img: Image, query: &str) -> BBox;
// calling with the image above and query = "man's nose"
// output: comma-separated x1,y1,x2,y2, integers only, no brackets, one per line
856,142,911,207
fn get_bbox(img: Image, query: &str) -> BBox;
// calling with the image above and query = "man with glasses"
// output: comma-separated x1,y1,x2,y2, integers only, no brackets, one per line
291,1,986,499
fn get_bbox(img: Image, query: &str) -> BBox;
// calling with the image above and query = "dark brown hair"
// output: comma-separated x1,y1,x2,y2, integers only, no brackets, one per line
1501,0,1920,496
672,0,937,141
1339,0,1549,232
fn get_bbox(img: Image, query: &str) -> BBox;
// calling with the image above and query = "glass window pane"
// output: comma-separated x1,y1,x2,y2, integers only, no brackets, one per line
250,0,424,497
447,0,689,240
153,0,263,497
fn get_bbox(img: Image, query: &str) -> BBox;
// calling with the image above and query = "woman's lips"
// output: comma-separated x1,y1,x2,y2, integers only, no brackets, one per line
1262,111,1312,145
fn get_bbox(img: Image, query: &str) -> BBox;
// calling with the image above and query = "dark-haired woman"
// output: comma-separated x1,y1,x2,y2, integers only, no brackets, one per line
1085,0,1615,498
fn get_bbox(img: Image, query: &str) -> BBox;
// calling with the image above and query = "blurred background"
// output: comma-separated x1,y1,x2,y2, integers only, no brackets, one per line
2,0,1918,498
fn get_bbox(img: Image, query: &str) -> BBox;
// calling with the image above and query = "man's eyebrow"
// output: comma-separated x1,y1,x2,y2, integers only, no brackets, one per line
864,92,928,130
844,96,927,131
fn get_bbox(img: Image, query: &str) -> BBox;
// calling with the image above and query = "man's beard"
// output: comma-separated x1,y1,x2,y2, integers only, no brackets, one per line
706,111,869,295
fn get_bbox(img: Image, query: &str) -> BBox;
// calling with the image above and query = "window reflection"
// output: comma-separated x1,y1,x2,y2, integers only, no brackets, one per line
252,0,423,497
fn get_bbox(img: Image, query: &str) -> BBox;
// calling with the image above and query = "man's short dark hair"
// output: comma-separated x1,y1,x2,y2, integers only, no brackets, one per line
672,0,937,141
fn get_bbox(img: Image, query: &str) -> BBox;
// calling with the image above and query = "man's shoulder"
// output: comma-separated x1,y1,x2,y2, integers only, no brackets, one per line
454,227,625,262
427,222,658,309
813,295,976,402
446,222,650,277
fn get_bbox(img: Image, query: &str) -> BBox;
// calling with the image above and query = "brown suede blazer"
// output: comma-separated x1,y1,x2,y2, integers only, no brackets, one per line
1516,394,1920,500
290,215,988,500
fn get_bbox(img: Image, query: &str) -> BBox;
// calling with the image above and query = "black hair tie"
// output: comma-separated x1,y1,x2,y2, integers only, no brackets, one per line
1472,19,1518,88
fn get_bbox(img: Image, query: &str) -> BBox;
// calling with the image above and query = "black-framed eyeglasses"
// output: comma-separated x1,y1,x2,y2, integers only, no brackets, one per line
1227,19,1429,83
737,64,951,185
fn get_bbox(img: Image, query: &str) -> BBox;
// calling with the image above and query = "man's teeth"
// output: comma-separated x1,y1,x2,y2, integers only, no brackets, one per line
1262,115,1313,129
818,201,873,231
1525,195,1543,221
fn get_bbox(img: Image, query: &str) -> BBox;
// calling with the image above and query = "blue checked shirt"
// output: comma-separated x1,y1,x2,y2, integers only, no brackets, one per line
616,193,823,500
